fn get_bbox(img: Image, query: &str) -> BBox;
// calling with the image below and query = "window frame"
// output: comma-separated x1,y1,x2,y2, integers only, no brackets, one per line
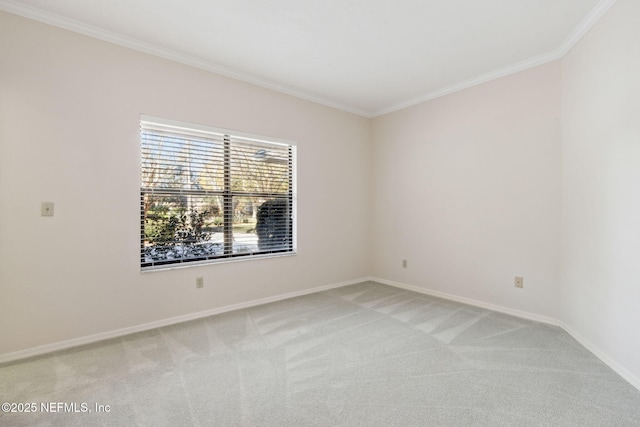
140,115,297,271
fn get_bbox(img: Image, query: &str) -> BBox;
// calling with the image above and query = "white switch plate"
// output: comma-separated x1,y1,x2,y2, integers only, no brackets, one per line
41,202,54,217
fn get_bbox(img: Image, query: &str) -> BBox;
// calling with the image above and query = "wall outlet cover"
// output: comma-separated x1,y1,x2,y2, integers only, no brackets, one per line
41,202,54,217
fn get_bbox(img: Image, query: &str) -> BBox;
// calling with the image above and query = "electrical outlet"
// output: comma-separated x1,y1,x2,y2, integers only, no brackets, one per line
514,276,524,288
196,277,204,289
402,260,407,268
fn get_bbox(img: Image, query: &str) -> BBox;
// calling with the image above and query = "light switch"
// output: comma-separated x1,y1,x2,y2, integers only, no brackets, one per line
41,202,54,217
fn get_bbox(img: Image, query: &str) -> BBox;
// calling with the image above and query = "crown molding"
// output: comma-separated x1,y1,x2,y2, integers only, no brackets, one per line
372,0,617,117
558,0,617,55
0,0,371,118
371,49,565,117
0,0,617,119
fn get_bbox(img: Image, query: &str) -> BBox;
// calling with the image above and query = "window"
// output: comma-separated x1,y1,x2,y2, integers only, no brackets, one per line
140,116,296,270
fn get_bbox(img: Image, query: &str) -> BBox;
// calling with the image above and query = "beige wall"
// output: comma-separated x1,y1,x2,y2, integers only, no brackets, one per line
1,2,639,389
561,0,640,385
0,11,371,355
371,62,563,319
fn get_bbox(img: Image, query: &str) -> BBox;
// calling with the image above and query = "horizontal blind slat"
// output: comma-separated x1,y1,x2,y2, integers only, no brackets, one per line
141,119,295,270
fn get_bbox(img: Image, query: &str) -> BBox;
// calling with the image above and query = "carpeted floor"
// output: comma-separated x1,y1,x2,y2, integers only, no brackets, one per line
1,281,640,426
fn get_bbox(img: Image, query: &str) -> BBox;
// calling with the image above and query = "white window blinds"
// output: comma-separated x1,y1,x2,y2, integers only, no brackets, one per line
140,117,296,270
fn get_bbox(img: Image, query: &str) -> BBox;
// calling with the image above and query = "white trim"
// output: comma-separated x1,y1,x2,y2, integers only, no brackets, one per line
0,277,367,364
140,114,296,147
2,276,639,392
371,50,564,117
367,276,561,326
0,0,369,118
140,252,297,273
372,0,618,117
557,0,617,56
367,276,640,392
562,323,640,391
0,0,616,119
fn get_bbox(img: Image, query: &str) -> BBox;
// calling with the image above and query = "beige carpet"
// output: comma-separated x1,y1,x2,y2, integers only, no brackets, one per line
1,281,640,426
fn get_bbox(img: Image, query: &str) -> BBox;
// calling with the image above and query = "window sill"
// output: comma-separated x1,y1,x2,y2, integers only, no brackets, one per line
140,251,297,273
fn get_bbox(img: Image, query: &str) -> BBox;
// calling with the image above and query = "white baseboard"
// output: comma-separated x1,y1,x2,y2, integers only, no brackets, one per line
561,323,640,391
367,276,640,392
368,276,561,326
3,276,639,393
0,277,367,364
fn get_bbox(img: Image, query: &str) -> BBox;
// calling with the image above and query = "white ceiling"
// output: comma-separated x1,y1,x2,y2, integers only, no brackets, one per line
1,0,615,117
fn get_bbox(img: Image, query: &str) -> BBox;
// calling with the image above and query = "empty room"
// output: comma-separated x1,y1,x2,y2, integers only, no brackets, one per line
1,0,639,425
